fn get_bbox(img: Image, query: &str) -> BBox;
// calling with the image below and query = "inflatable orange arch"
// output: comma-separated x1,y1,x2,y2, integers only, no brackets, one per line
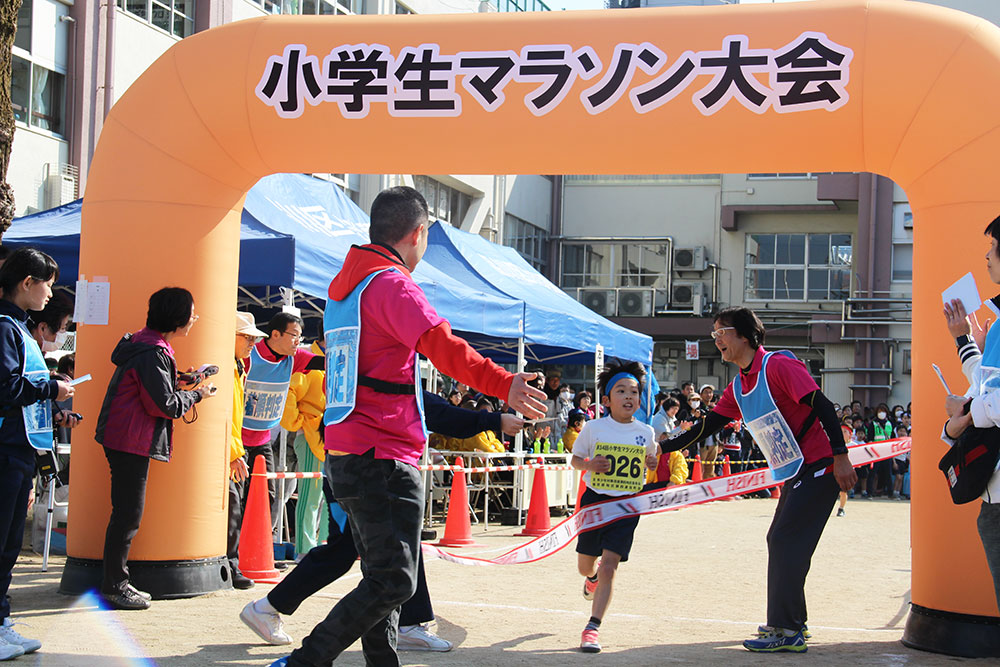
64,0,1000,655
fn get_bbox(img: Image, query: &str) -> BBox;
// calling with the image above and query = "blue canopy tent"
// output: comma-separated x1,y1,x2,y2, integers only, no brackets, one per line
4,199,298,290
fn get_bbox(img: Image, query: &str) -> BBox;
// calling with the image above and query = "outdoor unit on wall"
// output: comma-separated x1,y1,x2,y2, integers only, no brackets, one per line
617,288,653,317
44,164,78,209
671,281,706,315
578,288,617,316
673,246,707,272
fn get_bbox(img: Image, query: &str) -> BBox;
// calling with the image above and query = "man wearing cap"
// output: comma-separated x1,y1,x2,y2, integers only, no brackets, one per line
227,312,268,590
272,186,546,667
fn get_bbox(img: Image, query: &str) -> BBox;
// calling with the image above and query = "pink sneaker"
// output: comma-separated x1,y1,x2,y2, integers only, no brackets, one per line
582,575,598,601
580,628,601,653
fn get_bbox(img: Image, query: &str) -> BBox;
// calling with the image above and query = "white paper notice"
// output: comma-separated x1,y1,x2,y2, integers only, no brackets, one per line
86,282,111,325
942,272,982,316
73,280,88,323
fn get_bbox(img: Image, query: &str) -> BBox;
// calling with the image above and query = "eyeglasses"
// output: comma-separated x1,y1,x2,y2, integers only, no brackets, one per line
710,327,735,340
283,331,303,343
238,333,261,343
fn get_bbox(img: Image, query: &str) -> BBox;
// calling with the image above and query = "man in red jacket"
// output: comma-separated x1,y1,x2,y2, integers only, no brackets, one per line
275,187,546,667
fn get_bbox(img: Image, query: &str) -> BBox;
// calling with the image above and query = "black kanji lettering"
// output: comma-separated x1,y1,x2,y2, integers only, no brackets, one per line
772,33,852,112
392,45,460,116
696,36,772,114
324,44,393,118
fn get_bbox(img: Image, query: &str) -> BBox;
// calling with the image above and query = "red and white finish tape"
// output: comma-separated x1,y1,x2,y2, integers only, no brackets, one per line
422,438,912,567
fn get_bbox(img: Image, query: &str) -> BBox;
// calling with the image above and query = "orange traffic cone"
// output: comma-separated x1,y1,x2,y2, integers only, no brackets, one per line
518,460,551,537
723,455,732,477
691,455,703,483
436,457,483,547
574,469,587,513
771,484,782,499
238,456,280,583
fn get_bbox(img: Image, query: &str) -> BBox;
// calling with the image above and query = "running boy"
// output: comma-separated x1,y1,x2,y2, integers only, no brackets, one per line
570,360,657,654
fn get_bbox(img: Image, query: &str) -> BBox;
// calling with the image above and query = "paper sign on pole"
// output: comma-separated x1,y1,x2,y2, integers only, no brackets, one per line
685,340,700,360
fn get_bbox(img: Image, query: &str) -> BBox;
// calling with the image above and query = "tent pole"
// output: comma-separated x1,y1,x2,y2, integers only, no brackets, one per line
515,337,525,522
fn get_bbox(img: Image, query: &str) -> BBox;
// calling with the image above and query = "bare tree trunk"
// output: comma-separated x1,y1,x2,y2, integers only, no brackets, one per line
0,0,23,241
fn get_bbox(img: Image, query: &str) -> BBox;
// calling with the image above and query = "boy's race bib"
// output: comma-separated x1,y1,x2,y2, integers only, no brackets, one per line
591,441,647,494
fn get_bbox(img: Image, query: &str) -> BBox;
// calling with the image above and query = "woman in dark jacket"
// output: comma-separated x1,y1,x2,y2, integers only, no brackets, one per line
95,287,216,610
0,248,74,658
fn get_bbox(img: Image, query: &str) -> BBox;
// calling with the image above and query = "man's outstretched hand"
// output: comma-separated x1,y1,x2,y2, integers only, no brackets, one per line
507,372,547,420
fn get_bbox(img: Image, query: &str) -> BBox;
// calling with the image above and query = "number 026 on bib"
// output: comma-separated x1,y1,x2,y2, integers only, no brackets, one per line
591,442,647,494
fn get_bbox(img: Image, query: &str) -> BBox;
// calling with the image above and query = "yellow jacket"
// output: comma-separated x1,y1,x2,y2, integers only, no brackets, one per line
455,429,505,454
563,428,580,452
231,358,247,463
280,341,326,461
645,450,689,486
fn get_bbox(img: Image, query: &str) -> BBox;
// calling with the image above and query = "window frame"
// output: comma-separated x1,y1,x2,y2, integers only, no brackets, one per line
744,232,853,302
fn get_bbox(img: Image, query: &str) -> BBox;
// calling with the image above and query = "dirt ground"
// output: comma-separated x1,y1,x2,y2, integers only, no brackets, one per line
7,496,990,666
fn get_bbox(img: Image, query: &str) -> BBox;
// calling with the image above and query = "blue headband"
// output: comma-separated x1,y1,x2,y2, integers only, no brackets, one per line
604,372,640,396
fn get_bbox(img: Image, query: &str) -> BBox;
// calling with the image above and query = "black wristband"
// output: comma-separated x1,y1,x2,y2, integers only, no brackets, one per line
962,398,972,415
956,334,974,348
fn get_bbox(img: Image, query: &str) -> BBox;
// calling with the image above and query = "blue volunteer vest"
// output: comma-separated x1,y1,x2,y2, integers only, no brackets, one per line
323,268,426,435
979,311,1000,397
732,350,804,483
0,315,53,451
243,343,295,431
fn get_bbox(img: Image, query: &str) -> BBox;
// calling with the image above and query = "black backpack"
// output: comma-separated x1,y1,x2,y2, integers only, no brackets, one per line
939,424,1000,504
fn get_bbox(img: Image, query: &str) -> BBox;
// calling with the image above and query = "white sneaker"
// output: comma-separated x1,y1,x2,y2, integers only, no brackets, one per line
398,623,453,652
0,618,39,654
240,600,292,645
0,635,23,662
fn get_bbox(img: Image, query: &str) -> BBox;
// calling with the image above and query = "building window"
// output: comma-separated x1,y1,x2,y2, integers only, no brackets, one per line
117,0,195,38
395,1,412,13
891,204,913,283
11,55,65,136
503,214,549,272
14,0,31,52
413,176,471,227
745,233,852,301
560,241,668,289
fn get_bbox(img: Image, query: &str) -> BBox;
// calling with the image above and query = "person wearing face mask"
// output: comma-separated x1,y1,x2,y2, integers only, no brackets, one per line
681,393,716,479
0,248,75,658
865,403,895,498
26,294,81,437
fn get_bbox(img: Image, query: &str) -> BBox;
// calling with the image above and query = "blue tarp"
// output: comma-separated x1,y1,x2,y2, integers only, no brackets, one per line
424,222,653,365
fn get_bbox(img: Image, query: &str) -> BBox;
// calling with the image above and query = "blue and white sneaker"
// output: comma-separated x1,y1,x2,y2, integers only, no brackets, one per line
757,623,810,640
744,628,807,653
268,657,289,666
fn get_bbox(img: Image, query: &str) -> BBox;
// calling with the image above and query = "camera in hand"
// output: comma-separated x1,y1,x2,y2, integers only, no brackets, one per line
178,364,220,385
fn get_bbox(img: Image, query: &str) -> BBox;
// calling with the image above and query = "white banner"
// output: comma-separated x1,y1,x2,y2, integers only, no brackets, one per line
422,438,911,567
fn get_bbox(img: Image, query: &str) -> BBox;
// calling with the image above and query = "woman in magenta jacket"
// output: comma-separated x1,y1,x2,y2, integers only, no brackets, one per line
95,287,216,610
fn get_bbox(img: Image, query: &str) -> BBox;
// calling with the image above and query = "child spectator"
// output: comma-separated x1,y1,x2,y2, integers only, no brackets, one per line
564,413,585,452
572,390,596,420
570,360,657,654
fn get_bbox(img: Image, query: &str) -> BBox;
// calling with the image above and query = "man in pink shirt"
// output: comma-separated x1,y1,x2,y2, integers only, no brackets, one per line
662,307,855,654
273,187,546,667
241,312,324,528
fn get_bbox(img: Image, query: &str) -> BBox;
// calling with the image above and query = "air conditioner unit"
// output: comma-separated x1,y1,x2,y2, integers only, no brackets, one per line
617,288,653,317
673,246,707,272
44,172,77,209
578,288,616,317
671,281,706,314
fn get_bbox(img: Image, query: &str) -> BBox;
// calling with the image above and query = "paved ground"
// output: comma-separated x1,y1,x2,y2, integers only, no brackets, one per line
6,496,991,665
